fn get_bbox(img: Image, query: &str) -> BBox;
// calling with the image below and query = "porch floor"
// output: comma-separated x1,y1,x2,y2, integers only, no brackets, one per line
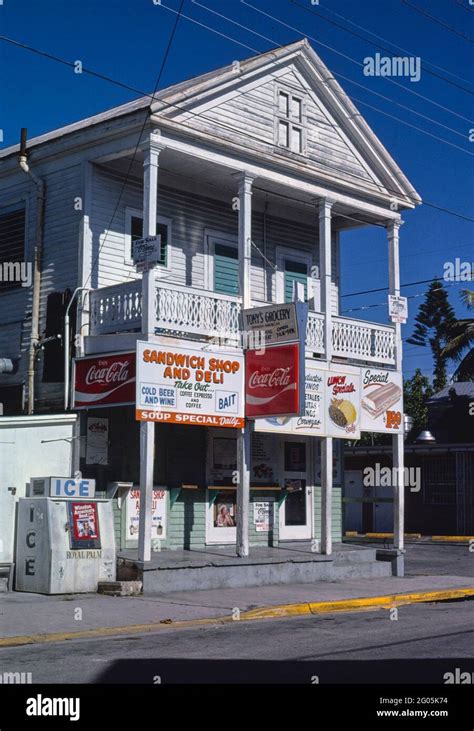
117,543,392,593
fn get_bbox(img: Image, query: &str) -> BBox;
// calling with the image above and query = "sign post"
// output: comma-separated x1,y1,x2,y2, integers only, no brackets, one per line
138,133,163,563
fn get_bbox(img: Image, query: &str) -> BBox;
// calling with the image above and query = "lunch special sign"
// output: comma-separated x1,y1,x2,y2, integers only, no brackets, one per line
135,341,245,427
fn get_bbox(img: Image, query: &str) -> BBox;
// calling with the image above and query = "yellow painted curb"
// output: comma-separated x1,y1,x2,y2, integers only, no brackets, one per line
1,587,473,648
364,533,422,539
345,532,422,539
240,587,474,620
432,536,474,543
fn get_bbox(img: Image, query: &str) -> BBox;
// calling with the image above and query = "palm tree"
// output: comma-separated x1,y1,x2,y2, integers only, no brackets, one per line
442,289,474,382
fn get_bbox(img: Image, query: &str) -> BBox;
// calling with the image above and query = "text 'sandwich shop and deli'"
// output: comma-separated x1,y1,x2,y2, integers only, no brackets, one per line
72,341,403,551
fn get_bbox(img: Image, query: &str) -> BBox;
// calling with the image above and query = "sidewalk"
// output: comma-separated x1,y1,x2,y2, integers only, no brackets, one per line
1,574,473,645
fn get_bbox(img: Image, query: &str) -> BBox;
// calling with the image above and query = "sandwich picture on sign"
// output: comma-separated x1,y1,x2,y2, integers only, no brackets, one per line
360,369,403,433
325,371,361,438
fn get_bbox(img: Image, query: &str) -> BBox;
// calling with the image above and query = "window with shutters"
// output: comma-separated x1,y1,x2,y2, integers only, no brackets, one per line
214,242,239,295
125,208,171,269
275,87,306,154
0,204,26,291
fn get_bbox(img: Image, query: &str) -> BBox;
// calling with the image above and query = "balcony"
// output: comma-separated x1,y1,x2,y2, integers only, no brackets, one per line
88,280,395,366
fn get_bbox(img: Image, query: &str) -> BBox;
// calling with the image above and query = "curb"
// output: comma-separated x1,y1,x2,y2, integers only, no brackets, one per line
432,536,474,543
1,586,473,648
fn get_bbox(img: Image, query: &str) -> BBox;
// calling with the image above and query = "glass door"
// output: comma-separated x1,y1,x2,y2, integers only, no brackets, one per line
279,438,312,540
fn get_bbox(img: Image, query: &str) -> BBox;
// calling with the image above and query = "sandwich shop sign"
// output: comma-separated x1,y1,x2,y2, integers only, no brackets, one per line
136,342,245,427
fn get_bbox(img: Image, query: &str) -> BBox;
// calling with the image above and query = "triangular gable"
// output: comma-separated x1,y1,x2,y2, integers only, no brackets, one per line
151,40,420,209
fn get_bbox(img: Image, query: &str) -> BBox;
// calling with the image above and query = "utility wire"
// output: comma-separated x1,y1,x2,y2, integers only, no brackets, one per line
291,0,474,93
401,0,474,43
2,11,473,220
195,0,467,140
242,0,473,123
83,0,185,288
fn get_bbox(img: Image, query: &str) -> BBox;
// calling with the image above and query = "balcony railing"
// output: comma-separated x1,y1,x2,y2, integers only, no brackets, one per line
89,280,395,366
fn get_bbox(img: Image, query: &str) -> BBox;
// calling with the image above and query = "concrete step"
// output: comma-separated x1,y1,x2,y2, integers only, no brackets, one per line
334,548,378,565
142,554,392,595
98,580,142,597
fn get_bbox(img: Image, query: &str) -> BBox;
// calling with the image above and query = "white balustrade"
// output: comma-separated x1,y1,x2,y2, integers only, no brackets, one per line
332,316,395,364
89,282,395,365
89,281,142,334
155,282,241,341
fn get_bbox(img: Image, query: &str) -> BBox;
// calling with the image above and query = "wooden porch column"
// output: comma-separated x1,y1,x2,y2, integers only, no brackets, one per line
237,172,255,557
387,219,405,571
138,131,165,563
319,198,334,555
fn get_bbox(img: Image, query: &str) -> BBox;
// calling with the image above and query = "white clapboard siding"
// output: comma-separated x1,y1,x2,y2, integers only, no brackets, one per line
90,165,338,311
177,62,375,185
0,163,82,402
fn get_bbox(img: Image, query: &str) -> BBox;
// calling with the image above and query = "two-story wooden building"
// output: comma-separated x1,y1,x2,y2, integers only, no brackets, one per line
0,40,420,569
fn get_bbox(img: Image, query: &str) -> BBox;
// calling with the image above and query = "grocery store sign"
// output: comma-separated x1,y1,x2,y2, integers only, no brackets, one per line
241,301,308,347
135,341,245,427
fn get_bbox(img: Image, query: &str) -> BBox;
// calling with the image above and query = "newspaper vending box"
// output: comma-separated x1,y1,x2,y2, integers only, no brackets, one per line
15,476,116,594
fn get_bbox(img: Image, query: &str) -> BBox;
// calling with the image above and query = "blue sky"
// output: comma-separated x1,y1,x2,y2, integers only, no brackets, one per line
1,0,473,381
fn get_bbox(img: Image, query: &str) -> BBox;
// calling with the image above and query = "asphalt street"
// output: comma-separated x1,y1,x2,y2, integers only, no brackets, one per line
0,544,472,684
0,596,473,683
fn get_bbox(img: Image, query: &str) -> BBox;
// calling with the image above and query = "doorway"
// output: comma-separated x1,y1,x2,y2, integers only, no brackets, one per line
279,437,312,540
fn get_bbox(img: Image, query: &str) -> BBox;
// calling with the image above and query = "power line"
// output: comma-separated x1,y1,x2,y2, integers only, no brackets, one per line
195,0,467,141
453,0,474,14
291,0,474,94
342,276,458,298
242,0,473,124
2,12,473,221
83,0,185,288
342,278,466,315
401,0,474,43
173,2,474,213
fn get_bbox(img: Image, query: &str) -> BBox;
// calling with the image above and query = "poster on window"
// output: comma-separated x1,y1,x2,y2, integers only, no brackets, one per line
126,488,167,540
68,502,101,550
253,500,274,532
86,417,109,465
251,432,277,485
213,500,236,528
325,369,361,439
360,368,403,434
210,436,237,484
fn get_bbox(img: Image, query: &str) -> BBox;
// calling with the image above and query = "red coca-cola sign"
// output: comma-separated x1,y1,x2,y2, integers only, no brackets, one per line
73,352,136,409
245,344,300,418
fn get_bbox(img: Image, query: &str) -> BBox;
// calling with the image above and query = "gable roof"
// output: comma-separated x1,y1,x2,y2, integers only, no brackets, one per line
0,39,420,208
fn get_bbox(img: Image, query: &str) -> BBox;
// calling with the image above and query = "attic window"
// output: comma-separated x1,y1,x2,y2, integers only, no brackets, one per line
275,88,305,154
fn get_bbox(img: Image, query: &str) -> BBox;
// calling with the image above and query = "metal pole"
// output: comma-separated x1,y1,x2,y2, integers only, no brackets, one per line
388,219,405,573
138,132,163,563
64,287,89,411
319,198,334,555
236,172,255,558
